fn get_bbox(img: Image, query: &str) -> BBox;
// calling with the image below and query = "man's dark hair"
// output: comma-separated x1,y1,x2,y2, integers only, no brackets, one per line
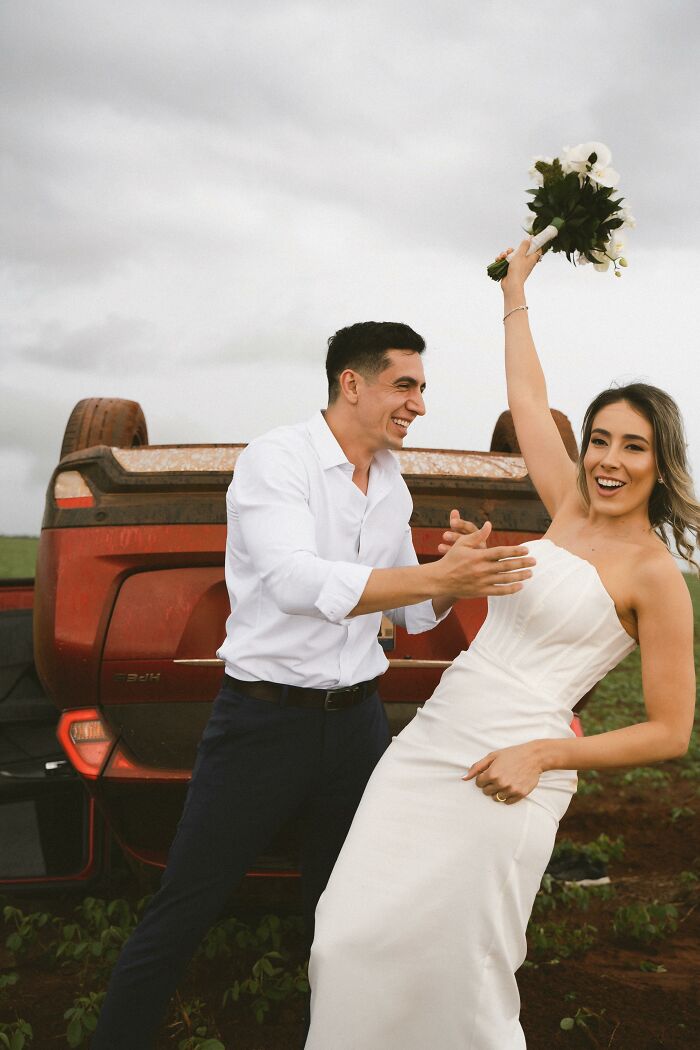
325,321,426,402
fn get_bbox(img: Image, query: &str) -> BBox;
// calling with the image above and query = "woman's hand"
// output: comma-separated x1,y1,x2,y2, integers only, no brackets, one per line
437,509,485,554
463,741,545,804
499,239,542,300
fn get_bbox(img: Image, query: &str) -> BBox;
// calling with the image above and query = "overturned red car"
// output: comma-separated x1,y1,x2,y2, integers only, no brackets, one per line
23,397,581,882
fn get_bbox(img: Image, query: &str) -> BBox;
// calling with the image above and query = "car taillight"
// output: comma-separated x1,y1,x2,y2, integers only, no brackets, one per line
57,709,114,778
54,470,95,508
103,748,190,781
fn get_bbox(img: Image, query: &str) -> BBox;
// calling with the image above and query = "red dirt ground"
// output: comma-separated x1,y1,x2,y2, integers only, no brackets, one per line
2,774,699,1049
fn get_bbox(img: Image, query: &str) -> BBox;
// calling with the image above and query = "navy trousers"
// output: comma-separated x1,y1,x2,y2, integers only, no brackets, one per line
91,678,390,1049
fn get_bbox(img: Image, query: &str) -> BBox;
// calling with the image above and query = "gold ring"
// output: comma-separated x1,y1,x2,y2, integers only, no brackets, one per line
495,791,508,803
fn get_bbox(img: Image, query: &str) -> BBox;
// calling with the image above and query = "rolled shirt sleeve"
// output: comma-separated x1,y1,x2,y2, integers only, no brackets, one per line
382,525,452,634
314,561,373,622
233,438,371,624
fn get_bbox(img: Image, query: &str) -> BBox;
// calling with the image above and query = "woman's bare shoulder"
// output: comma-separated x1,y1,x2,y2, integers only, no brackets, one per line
632,541,693,608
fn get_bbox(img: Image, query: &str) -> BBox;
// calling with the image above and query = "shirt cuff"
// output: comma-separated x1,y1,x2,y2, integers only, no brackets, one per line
314,562,373,623
403,597,451,635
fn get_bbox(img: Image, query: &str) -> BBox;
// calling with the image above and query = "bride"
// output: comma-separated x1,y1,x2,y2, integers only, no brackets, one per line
304,242,698,1049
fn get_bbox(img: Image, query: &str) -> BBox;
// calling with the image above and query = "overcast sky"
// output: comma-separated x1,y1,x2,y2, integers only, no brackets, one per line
2,0,699,535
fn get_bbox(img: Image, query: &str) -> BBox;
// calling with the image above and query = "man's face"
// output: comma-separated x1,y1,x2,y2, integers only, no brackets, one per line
355,349,426,451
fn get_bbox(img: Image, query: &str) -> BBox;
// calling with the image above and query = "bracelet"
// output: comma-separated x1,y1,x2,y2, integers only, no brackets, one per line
503,304,528,323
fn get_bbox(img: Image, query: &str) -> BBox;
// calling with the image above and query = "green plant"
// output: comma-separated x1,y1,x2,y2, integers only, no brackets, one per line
0,1020,32,1050
64,992,105,1048
613,902,678,945
620,766,670,786
639,960,667,973
576,771,603,795
679,758,700,780
550,833,624,868
0,972,19,998
169,997,223,1050
527,921,597,962
2,907,51,959
223,951,309,1024
178,1038,225,1050
560,1005,605,1033
52,898,136,973
196,912,302,964
534,874,612,917
669,805,695,824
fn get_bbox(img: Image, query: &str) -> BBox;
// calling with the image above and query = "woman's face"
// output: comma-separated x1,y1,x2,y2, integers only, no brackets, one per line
583,400,658,517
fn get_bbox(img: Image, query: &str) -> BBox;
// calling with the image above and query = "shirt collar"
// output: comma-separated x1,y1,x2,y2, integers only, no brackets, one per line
306,410,351,470
305,411,402,481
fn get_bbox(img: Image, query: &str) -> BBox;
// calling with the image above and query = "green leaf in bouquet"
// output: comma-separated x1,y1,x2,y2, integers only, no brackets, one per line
566,214,586,228
539,158,565,187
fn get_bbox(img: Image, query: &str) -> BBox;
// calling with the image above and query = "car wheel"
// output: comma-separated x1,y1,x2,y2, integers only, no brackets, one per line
490,408,578,462
60,398,148,459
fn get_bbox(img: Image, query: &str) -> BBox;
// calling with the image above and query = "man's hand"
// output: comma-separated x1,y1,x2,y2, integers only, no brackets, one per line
436,520,535,599
350,518,534,617
463,741,545,804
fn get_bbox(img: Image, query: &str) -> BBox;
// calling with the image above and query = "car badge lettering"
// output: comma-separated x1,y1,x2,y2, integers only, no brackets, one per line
114,672,161,683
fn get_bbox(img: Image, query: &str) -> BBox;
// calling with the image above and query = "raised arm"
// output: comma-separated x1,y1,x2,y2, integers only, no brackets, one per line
500,241,577,518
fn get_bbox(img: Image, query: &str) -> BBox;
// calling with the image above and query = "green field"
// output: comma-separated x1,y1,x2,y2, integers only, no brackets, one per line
0,536,39,578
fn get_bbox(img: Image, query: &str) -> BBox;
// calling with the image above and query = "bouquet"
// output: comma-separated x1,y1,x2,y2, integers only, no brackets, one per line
487,142,634,281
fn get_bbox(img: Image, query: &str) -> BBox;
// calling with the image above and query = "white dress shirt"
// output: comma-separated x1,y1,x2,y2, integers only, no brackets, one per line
217,410,446,688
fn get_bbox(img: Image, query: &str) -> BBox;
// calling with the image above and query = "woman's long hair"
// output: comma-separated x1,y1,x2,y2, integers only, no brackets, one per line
576,383,700,571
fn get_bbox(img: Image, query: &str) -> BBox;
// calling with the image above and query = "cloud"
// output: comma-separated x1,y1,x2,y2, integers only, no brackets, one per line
1,0,700,533
16,315,155,371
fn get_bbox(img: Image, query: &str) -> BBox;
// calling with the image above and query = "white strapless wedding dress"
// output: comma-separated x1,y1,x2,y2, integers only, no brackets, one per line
305,539,636,1050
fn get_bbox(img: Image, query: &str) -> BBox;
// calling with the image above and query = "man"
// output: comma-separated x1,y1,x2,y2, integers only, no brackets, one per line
92,321,534,1048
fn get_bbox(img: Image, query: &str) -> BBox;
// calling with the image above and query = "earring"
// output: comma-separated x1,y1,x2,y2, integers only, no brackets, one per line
656,477,664,484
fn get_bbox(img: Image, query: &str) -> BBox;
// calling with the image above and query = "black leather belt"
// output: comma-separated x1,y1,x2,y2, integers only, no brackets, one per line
224,674,378,711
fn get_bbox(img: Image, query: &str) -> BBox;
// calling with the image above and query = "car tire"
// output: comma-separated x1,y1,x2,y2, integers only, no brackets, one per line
60,398,148,459
490,408,579,462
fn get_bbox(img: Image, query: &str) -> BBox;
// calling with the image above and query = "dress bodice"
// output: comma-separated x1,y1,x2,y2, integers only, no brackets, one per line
416,538,638,802
464,538,637,707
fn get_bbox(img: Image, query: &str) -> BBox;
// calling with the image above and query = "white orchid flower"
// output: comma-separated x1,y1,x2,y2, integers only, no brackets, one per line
618,204,636,228
586,245,612,271
561,141,620,189
588,164,620,189
606,235,625,261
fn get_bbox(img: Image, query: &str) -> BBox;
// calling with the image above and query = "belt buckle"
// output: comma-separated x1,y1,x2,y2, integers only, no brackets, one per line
323,689,343,711
323,687,353,711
